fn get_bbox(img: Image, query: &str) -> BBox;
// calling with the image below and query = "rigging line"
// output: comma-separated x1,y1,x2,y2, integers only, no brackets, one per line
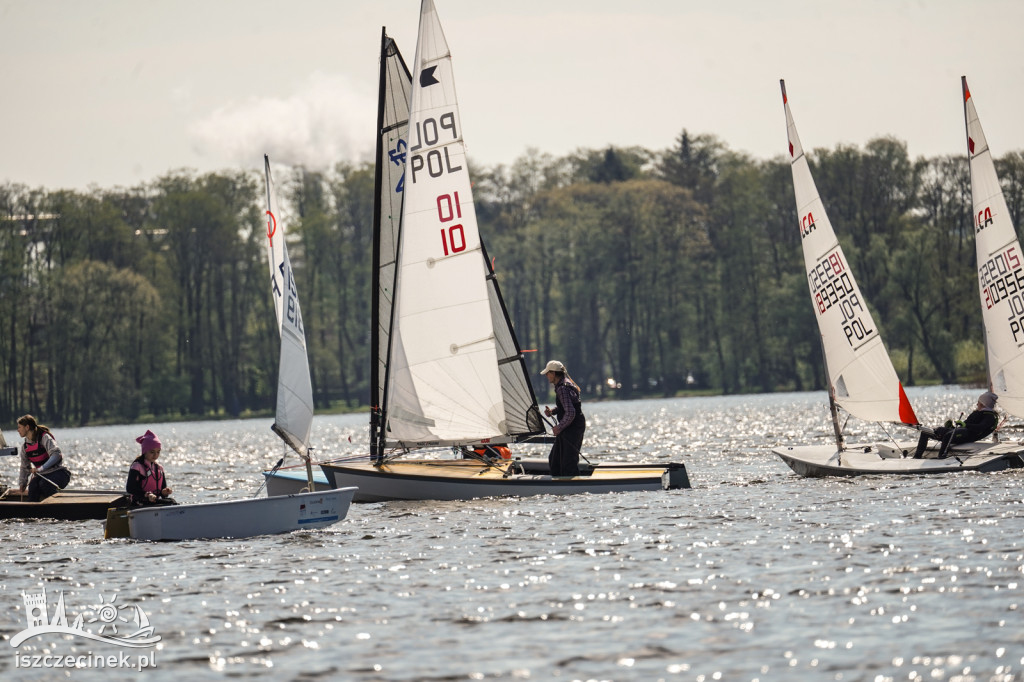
381,457,491,471
380,445,435,464
253,456,285,498
875,422,908,458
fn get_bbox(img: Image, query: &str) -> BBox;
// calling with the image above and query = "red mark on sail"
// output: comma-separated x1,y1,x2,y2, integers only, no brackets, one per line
968,137,975,155
789,141,794,157
964,85,971,101
898,383,918,425
266,210,277,246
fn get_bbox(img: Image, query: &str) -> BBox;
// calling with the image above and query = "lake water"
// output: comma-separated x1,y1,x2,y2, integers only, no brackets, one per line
1,386,1022,681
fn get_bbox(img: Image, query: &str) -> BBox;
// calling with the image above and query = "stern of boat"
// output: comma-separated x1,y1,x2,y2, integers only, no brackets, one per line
662,462,691,489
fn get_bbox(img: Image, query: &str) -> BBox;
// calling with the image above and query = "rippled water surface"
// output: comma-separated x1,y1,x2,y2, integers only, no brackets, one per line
2,386,1022,681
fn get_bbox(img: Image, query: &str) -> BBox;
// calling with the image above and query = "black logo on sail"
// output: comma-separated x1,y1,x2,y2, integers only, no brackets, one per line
420,66,439,87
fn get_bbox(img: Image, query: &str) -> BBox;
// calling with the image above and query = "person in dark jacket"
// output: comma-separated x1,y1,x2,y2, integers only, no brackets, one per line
126,430,176,506
541,360,586,477
15,414,71,502
913,391,1000,458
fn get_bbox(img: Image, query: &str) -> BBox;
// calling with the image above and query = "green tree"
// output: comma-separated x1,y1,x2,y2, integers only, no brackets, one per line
49,260,161,424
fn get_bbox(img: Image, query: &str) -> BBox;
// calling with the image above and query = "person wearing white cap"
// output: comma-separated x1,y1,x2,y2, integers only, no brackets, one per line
540,360,586,476
913,391,1000,458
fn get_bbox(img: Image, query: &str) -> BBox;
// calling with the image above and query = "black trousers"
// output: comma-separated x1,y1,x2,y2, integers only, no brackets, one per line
549,415,586,477
914,426,964,458
131,496,178,507
28,468,71,502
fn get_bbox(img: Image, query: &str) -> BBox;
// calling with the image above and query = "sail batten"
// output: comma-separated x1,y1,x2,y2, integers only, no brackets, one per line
963,77,1024,418
780,80,917,426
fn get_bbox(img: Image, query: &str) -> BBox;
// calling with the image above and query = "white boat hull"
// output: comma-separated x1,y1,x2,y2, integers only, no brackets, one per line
262,468,331,496
126,487,357,541
320,460,690,502
773,440,1024,477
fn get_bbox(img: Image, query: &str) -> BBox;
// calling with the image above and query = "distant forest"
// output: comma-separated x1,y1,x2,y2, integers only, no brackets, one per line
2,130,1021,427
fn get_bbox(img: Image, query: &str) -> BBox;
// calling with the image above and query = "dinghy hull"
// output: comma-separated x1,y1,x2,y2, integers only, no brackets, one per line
125,487,356,541
0,489,129,521
773,442,1024,477
320,460,689,502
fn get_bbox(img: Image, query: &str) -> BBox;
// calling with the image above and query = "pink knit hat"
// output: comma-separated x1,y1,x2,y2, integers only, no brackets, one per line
136,430,162,454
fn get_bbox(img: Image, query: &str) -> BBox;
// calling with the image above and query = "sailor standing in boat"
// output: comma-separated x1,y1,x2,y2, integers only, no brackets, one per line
541,360,585,477
15,414,71,502
913,391,1000,458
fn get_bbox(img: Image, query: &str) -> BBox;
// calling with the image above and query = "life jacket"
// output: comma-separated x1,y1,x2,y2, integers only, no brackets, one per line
474,445,512,460
968,408,999,441
553,378,583,422
130,460,165,494
24,438,54,467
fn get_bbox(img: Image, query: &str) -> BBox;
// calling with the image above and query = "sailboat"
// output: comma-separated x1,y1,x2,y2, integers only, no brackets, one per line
962,77,1024,454
108,157,357,540
772,79,1023,476
318,1,690,501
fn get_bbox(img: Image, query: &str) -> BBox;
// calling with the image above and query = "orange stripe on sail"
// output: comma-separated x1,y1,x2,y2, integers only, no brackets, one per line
897,383,918,425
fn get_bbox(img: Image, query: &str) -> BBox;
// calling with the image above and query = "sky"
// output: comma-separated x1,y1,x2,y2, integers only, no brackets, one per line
2,0,1024,191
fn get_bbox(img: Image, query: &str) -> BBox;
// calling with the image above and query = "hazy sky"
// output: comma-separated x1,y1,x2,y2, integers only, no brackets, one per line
2,0,1023,191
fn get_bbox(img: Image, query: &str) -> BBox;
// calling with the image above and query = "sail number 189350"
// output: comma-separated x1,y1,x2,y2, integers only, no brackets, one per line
437,192,466,256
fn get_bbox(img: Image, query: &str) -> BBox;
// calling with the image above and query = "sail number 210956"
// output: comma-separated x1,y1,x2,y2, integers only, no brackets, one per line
437,192,466,257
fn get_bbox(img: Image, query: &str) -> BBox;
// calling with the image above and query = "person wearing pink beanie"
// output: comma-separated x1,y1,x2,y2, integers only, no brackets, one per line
125,429,176,506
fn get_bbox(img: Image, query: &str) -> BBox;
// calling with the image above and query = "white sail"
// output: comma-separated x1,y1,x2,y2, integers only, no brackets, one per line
384,0,507,445
780,80,917,425
963,77,1024,418
374,30,413,417
481,242,545,439
264,155,315,455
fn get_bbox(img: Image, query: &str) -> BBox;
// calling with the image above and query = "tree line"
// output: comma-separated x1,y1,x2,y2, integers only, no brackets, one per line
1,130,1020,427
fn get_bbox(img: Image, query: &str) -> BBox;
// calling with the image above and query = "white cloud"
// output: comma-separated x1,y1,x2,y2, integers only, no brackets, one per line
187,71,376,171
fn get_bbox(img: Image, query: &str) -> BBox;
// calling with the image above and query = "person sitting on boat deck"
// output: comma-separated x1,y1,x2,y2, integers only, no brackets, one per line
15,414,72,502
541,360,586,477
913,391,1000,459
126,430,176,506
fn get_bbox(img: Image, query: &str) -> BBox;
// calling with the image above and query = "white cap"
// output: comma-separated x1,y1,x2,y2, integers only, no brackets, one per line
540,360,566,375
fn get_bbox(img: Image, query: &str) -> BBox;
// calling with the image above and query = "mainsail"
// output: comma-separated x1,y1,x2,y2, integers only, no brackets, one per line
264,155,315,456
378,0,542,449
371,28,413,458
963,77,1024,418
780,80,917,425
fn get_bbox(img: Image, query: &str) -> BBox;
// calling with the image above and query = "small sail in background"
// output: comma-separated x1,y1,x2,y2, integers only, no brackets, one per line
264,155,315,456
